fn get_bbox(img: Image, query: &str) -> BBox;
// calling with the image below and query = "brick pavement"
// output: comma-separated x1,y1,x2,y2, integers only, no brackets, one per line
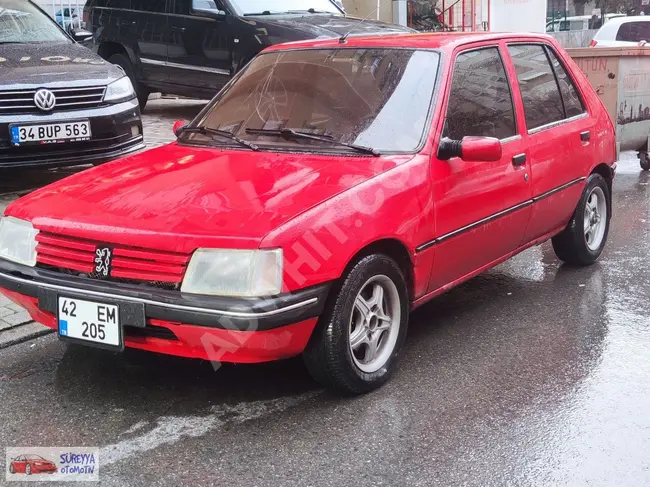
0,97,207,346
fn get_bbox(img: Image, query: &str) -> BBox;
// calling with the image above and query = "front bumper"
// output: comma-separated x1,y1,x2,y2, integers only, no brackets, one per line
0,99,144,169
0,258,330,362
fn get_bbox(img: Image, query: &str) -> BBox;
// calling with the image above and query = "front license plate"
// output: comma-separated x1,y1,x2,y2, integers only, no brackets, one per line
10,120,91,146
58,297,121,349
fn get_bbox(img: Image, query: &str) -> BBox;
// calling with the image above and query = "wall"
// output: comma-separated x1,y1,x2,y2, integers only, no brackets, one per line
549,29,597,48
490,0,548,32
342,0,394,23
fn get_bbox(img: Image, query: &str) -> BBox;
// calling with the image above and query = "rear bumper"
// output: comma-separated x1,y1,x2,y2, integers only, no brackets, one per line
0,99,144,169
0,258,329,362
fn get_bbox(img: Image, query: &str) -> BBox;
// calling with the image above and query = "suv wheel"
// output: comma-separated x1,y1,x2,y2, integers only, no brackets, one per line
107,53,149,111
303,254,409,395
552,173,611,266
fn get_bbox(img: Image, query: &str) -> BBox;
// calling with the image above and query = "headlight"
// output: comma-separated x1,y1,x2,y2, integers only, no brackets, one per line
181,249,283,297
0,217,39,267
103,76,135,103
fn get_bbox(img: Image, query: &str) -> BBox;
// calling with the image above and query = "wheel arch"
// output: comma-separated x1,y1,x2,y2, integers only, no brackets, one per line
97,41,136,65
339,238,415,302
590,162,614,203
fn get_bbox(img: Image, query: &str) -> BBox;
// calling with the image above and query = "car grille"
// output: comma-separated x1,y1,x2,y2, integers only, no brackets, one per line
35,231,190,290
0,86,106,114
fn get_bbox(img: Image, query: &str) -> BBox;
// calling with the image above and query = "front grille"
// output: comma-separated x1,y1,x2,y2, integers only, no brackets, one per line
0,86,106,114
35,231,190,289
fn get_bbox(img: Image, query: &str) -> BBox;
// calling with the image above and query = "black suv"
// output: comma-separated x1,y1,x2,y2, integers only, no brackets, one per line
84,0,413,109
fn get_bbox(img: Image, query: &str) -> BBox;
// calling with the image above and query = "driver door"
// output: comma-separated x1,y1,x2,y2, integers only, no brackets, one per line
167,0,232,93
428,44,532,292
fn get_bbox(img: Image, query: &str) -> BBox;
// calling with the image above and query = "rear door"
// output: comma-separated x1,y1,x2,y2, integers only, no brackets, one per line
167,0,232,93
428,44,532,292
505,43,592,243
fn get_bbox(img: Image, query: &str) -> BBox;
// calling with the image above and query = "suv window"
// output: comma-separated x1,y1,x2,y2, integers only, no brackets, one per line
616,21,650,42
132,0,165,12
545,48,585,118
508,44,566,131
443,47,516,140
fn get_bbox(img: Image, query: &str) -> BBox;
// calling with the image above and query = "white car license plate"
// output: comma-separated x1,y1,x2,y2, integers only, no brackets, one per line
58,297,121,348
10,120,91,146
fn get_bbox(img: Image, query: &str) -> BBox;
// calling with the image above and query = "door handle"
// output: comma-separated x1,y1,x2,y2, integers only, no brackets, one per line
580,131,591,141
172,26,186,33
512,153,527,166
119,20,136,27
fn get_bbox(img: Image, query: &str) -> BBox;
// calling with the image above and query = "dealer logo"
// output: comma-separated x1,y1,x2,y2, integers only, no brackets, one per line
94,248,113,278
33,89,56,112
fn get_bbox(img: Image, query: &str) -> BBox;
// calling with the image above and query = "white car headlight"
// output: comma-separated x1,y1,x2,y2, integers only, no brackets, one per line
0,217,39,267
104,76,135,103
181,249,283,297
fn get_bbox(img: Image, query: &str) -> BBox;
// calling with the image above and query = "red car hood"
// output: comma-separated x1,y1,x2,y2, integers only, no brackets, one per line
7,144,402,253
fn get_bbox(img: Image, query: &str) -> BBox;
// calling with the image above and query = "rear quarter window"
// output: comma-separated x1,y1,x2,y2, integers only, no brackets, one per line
616,21,650,42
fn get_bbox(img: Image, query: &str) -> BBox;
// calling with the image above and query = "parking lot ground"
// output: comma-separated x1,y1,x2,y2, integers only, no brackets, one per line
1,152,649,486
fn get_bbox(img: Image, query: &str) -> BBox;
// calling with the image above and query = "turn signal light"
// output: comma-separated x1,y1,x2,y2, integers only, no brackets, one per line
589,40,598,47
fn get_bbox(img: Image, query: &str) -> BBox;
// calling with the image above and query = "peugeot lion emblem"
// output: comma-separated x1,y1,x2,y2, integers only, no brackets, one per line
33,89,56,111
94,247,113,278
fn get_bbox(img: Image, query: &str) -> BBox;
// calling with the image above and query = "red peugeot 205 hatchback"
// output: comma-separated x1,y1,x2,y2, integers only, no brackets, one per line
0,33,615,395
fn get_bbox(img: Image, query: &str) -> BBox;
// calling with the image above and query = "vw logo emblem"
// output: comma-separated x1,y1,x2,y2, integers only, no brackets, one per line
33,89,56,111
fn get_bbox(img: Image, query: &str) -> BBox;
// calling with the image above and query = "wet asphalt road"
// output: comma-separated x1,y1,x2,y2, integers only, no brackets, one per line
2,152,650,486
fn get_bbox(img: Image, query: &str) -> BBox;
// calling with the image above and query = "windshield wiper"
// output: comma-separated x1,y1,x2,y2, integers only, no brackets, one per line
245,128,379,156
178,126,259,151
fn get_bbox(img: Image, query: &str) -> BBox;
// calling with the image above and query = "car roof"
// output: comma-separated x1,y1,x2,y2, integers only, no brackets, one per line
264,31,556,53
599,15,650,28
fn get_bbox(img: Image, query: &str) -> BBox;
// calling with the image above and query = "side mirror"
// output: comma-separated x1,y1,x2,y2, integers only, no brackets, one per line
437,136,502,162
173,119,188,136
71,28,93,43
192,8,226,19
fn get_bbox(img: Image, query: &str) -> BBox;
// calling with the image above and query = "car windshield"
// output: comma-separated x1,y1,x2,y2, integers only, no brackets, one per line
0,0,69,43
25,455,45,460
231,0,342,15
185,48,440,154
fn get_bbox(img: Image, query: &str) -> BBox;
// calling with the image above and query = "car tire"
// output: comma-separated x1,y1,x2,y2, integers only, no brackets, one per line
640,152,650,171
552,173,611,266
9,464,14,474
107,53,149,111
302,254,409,395
26,464,31,475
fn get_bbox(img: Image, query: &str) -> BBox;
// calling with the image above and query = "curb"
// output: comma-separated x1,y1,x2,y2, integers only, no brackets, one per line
0,323,54,350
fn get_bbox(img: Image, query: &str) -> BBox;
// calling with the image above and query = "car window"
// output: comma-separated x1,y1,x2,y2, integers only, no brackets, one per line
193,0,218,10
545,47,585,118
132,0,165,12
616,21,650,42
442,47,516,141
0,0,70,43
188,48,440,153
231,0,342,15
508,44,566,131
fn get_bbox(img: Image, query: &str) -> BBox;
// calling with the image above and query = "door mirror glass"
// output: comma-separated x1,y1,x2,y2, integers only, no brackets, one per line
173,120,189,136
71,28,93,43
438,137,502,162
